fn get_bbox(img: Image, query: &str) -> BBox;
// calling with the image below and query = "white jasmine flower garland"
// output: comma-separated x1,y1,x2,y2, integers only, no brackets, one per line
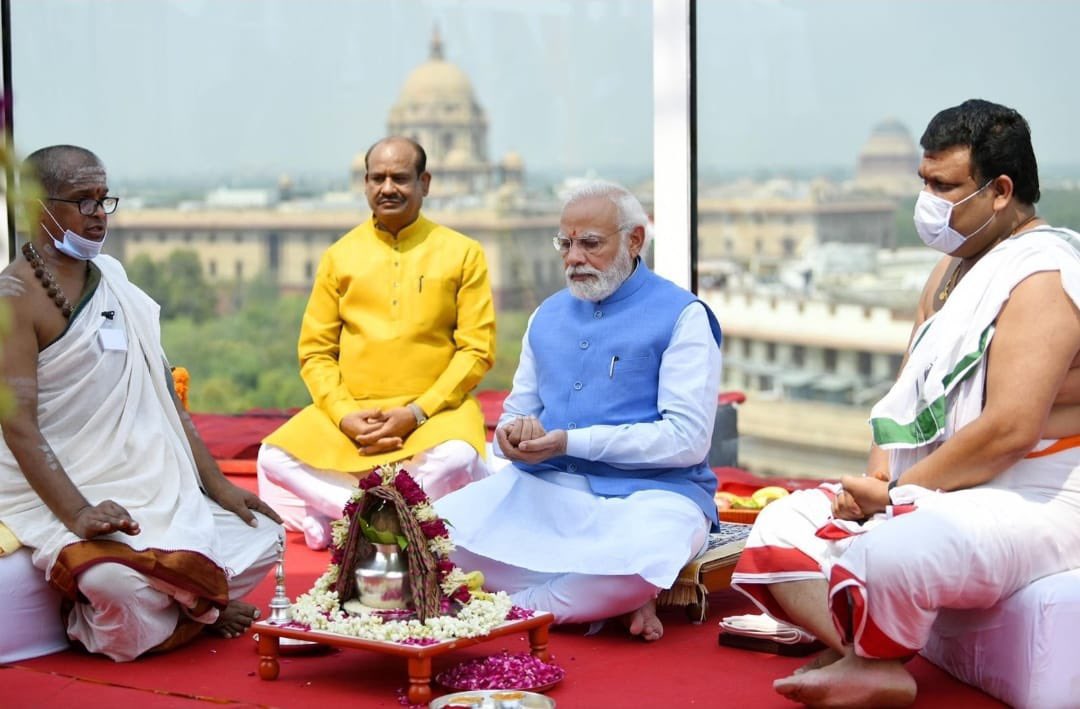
285,463,527,644
289,584,515,644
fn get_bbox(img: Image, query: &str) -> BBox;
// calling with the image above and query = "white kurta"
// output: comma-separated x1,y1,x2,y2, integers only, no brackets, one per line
436,304,719,605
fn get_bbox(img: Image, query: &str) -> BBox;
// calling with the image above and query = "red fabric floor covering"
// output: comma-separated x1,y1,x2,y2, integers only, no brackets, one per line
4,477,1005,709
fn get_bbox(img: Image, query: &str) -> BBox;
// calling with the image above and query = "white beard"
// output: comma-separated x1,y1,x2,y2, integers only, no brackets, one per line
565,245,634,302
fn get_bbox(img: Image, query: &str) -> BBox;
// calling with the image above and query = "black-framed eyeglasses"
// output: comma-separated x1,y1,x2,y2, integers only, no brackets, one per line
552,227,625,255
47,196,120,216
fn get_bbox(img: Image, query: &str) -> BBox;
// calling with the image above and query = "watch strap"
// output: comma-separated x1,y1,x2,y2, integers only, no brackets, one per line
408,402,428,426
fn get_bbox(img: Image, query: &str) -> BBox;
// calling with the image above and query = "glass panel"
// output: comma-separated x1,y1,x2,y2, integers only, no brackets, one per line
697,0,1080,478
12,0,653,412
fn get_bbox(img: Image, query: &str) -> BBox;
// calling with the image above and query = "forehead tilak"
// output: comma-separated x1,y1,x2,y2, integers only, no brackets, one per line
60,165,107,192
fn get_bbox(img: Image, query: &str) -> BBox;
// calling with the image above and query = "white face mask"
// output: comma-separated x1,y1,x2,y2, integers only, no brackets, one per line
39,201,108,260
913,181,994,254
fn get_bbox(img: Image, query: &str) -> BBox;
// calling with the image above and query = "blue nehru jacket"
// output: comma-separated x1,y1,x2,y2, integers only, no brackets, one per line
517,260,723,524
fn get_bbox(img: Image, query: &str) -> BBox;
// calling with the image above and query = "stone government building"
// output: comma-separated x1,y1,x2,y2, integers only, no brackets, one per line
702,120,930,478
105,31,929,480
107,29,563,311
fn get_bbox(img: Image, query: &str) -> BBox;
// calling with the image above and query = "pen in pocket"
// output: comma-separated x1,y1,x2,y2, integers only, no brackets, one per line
609,355,619,378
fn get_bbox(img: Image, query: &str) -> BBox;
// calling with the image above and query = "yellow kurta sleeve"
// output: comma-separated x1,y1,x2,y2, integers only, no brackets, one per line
298,247,355,427
413,242,496,417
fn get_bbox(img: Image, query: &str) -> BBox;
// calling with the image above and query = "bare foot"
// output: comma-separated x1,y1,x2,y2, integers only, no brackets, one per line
209,601,261,639
773,649,916,708
794,647,843,675
621,598,664,642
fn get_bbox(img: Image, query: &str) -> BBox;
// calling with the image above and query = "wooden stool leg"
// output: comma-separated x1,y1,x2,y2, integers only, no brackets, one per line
257,632,281,680
528,623,551,662
407,656,433,705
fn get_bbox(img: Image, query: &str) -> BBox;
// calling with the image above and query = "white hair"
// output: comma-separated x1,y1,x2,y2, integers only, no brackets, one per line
565,244,634,302
561,180,654,252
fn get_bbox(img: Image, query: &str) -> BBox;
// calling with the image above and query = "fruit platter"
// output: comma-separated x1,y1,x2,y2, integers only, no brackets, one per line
714,485,789,523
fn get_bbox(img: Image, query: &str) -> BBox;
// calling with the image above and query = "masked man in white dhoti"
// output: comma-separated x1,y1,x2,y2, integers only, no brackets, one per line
730,100,1080,708
0,145,283,662
436,181,722,642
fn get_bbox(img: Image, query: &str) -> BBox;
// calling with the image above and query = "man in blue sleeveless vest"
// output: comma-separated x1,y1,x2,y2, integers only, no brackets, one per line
436,181,722,641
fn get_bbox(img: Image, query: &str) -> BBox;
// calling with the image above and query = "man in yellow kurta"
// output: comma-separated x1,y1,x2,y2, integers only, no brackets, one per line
258,137,496,548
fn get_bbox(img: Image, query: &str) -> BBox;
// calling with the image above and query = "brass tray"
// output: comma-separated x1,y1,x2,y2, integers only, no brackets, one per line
429,689,556,708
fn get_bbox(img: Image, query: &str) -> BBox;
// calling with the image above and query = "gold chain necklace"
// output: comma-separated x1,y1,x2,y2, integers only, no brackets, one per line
21,242,74,318
938,215,1043,303
938,262,963,302
941,216,1041,304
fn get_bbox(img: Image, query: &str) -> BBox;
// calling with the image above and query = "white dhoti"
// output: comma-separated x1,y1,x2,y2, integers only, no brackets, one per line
733,228,1080,659
733,449,1080,659
66,503,280,662
0,255,281,662
435,466,709,624
257,440,489,548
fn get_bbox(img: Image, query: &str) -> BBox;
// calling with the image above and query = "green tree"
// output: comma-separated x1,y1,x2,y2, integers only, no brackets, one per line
480,309,529,393
161,276,308,413
162,250,216,322
126,254,164,301
126,250,215,322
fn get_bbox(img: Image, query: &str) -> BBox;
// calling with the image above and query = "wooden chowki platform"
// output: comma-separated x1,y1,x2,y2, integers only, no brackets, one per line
657,522,753,622
253,612,554,705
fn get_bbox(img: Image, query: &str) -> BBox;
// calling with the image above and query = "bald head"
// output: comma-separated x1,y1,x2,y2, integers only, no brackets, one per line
364,136,426,175
23,145,105,196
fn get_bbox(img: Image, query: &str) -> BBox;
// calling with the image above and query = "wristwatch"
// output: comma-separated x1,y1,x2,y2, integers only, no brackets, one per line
408,402,428,426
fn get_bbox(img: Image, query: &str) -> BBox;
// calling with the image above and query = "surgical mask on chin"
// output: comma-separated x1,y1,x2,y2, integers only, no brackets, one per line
913,181,994,254
39,201,107,260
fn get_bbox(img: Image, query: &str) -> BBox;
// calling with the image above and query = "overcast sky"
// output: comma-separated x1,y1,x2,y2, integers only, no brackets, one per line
11,0,1080,183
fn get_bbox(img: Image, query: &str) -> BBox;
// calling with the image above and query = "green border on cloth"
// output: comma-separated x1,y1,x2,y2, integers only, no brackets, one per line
871,323,994,446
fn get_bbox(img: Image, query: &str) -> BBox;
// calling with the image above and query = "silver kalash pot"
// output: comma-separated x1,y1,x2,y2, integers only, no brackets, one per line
355,542,412,609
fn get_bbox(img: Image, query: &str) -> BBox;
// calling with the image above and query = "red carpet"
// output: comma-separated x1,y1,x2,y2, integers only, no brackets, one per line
5,530,1005,708
3,417,1007,708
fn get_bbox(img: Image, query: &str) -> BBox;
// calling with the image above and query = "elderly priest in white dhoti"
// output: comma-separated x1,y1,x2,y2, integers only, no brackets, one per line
730,100,1080,708
0,145,282,662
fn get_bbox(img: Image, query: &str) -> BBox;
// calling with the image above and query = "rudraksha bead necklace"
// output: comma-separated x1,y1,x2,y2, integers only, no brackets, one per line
21,241,74,319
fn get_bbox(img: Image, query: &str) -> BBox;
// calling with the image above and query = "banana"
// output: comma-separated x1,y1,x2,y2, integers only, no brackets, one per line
751,486,790,507
464,569,486,591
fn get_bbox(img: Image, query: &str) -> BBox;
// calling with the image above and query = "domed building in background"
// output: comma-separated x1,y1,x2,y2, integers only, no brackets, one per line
854,118,921,198
350,27,524,202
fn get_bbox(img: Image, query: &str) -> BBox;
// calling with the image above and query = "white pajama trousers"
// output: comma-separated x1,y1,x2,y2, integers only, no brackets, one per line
437,467,710,625
451,546,672,625
256,441,489,531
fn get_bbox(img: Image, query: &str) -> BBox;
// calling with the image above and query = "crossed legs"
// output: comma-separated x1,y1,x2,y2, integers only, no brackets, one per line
258,442,489,549
451,546,665,640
